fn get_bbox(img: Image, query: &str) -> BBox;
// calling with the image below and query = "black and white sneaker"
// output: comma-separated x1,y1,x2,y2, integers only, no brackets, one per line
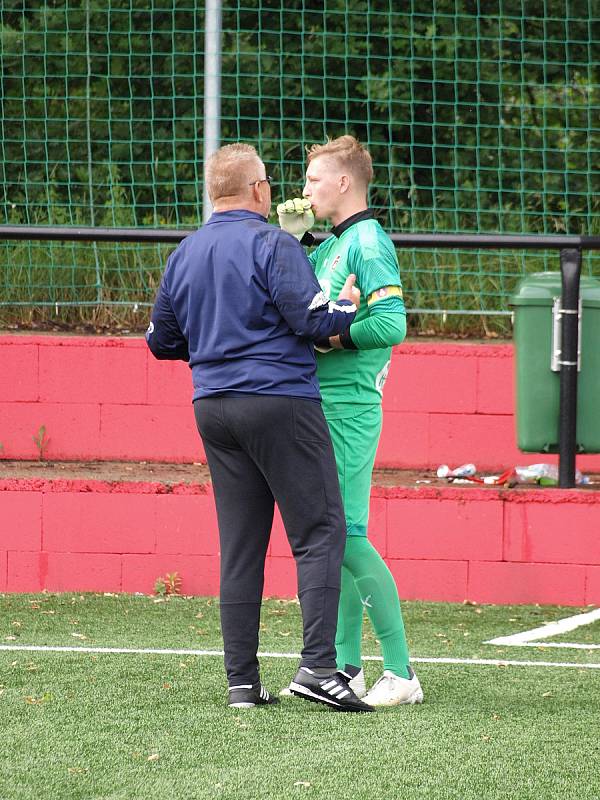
289,667,374,712
228,682,279,709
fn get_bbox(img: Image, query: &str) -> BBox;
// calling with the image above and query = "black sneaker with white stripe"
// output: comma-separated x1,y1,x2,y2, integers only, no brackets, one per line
228,682,279,708
289,667,374,712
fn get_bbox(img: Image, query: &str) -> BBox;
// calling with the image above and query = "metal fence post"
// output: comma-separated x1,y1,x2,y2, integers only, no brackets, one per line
202,0,223,222
558,248,582,488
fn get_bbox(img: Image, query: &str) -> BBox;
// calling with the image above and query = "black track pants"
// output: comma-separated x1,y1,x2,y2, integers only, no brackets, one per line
194,395,346,687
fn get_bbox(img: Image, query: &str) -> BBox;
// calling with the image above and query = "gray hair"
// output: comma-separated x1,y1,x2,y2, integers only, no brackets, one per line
205,143,264,203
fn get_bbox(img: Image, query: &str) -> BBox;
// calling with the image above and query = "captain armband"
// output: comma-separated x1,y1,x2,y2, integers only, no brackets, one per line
367,286,403,306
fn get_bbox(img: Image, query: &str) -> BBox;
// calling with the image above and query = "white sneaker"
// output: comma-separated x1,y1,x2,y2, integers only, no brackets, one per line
280,665,366,699
363,668,424,707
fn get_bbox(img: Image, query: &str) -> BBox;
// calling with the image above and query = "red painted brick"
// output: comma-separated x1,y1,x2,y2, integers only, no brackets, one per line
147,357,192,407
0,402,101,460
387,558,468,602
0,492,42,549
428,413,518,471
503,503,600,565
155,494,219,555
0,343,38,402
383,353,477,414
387,497,503,560
121,553,220,595
7,551,48,592
579,454,600,472
468,562,587,606
0,551,7,591
376,412,429,468
476,354,514,414
585,567,600,604
368,497,387,557
39,343,147,404
100,404,201,462
269,499,386,559
264,556,297,598
45,552,122,592
43,493,157,553
268,505,290,558
503,503,528,562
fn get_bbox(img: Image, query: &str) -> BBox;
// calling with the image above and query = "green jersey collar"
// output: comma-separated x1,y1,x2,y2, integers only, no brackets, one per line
331,208,374,238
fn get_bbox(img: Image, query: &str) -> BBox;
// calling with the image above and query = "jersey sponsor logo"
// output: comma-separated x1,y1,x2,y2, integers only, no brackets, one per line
375,359,391,395
367,286,403,305
330,255,341,271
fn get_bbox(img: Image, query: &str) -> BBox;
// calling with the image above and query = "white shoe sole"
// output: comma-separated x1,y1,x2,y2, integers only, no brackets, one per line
228,702,257,709
365,686,424,707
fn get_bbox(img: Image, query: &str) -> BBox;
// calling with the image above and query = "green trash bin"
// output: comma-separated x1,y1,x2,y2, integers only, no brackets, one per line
510,272,600,453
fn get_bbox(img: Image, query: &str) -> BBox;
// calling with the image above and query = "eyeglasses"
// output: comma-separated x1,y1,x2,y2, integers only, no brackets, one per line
248,175,272,186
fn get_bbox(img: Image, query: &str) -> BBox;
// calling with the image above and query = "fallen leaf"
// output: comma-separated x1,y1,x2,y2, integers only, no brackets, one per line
147,753,159,762
294,781,311,787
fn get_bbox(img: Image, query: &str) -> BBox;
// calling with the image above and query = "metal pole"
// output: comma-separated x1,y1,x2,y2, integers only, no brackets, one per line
202,0,222,222
558,248,582,488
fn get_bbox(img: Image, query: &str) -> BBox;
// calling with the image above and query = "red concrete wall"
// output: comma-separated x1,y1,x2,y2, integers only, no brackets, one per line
1,477,599,606
2,334,600,472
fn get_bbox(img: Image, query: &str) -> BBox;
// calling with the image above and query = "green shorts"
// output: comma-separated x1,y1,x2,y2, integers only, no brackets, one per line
324,405,382,538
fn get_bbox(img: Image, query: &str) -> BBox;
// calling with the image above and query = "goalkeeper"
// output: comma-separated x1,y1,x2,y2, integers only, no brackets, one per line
278,135,423,707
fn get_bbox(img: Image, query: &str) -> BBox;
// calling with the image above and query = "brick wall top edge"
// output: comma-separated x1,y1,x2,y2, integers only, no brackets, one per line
0,334,146,348
0,478,210,495
372,484,600,503
2,477,596,503
394,342,512,358
0,333,512,358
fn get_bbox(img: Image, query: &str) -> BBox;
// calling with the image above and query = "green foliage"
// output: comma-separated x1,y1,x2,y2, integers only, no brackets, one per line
0,1,598,332
154,572,182,596
32,425,49,461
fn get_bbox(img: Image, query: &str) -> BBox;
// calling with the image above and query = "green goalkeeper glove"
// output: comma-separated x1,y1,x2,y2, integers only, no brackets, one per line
277,198,315,241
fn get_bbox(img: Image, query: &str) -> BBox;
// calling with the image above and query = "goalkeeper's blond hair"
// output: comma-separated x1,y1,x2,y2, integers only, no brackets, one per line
205,143,263,203
307,135,373,189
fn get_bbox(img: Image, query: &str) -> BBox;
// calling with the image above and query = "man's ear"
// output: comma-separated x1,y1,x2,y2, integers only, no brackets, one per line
339,174,350,194
251,182,263,203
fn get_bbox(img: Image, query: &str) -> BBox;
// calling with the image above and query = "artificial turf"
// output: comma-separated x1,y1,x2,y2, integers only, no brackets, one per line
1,593,599,800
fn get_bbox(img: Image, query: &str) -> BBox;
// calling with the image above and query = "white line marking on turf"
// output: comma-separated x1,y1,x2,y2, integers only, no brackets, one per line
0,644,599,670
486,607,600,648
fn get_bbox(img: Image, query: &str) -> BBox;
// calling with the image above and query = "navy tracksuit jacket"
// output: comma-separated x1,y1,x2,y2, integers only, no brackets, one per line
146,209,356,400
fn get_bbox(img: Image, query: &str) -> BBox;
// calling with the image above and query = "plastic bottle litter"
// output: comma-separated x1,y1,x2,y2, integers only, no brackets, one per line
513,463,590,486
437,463,477,479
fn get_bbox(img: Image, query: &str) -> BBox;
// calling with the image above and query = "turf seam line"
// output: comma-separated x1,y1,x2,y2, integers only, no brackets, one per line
0,645,599,669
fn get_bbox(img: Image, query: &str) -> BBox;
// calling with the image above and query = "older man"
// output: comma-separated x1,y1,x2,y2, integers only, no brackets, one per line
147,143,373,712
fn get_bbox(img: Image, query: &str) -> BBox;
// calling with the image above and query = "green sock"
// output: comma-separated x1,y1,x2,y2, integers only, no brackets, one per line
335,565,364,671
341,536,411,679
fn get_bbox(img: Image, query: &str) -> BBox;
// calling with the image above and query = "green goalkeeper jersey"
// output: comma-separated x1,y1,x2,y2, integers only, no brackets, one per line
309,212,405,417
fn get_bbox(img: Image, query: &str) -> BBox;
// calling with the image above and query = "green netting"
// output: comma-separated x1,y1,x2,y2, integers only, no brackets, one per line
0,0,598,332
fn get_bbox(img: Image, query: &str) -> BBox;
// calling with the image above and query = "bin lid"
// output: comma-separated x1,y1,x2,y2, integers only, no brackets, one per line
510,272,600,307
